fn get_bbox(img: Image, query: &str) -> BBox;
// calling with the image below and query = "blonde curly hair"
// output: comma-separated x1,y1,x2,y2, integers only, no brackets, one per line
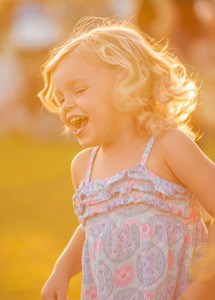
38,17,198,139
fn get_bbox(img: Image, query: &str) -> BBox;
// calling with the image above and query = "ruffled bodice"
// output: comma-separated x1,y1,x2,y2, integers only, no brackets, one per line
73,136,202,230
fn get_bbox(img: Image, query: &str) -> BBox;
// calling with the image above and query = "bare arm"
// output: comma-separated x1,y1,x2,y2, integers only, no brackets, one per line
41,224,85,299
160,128,215,299
53,224,85,279
161,129,215,216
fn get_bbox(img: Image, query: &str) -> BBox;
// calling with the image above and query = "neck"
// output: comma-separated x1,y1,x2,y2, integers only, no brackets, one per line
99,124,151,158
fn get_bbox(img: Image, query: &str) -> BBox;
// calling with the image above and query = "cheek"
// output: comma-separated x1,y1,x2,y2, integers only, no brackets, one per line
59,110,66,125
94,111,120,133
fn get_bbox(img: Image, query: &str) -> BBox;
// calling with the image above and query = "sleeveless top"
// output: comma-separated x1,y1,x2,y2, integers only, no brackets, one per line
72,135,208,300
73,136,204,230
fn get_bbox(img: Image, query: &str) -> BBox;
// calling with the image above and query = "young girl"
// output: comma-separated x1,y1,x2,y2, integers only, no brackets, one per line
39,17,215,300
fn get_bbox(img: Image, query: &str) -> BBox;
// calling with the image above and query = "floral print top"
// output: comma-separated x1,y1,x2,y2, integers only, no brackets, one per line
72,135,208,300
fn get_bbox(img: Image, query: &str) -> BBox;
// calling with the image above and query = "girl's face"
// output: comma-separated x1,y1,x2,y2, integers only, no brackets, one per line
52,51,134,147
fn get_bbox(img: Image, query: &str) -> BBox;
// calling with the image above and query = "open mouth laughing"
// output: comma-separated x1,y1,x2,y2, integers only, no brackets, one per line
67,115,89,135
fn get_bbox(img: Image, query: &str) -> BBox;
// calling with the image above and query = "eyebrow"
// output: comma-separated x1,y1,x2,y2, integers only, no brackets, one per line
54,79,87,95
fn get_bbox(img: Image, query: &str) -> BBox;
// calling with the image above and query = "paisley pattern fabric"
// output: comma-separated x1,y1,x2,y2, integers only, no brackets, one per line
72,136,208,300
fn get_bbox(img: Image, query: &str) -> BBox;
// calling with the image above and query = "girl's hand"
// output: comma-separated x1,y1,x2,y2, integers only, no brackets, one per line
41,269,70,300
181,280,215,300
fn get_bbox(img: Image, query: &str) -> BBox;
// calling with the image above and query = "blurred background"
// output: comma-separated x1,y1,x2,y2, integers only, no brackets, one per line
0,0,214,299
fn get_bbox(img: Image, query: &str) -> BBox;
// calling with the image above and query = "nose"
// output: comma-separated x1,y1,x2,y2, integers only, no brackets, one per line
60,97,75,112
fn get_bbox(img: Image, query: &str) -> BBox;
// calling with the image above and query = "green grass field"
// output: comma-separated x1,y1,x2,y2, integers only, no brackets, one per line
0,134,82,300
0,133,214,300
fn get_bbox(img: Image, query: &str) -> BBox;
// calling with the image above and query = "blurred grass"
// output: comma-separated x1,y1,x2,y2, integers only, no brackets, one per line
0,134,214,300
0,134,82,300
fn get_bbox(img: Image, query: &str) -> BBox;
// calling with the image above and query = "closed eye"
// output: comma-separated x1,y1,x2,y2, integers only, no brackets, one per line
56,87,87,107
74,88,87,95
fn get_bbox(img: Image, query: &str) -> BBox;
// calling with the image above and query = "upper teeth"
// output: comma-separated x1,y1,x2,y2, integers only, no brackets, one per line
69,116,85,124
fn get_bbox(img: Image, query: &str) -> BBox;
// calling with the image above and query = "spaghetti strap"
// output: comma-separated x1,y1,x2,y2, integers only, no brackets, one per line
85,137,155,182
85,146,99,183
140,135,155,165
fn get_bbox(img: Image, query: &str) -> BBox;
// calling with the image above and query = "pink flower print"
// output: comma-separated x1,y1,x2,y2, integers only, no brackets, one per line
168,250,175,269
114,264,135,288
92,240,101,260
85,284,98,300
143,291,154,300
140,223,155,240
133,192,142,201
133,195,139,201
88,199,96,206
189,207,199,222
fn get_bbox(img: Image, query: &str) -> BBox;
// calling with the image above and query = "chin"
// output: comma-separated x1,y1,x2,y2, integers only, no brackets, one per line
77,137,98,148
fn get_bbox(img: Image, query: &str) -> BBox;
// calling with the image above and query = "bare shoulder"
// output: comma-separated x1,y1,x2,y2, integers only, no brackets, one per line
71,147,93,190
155,127,207,171
157,128,193,146
145,128,196,185
156,127,194,149
156,128,215,208
155,127,213,164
